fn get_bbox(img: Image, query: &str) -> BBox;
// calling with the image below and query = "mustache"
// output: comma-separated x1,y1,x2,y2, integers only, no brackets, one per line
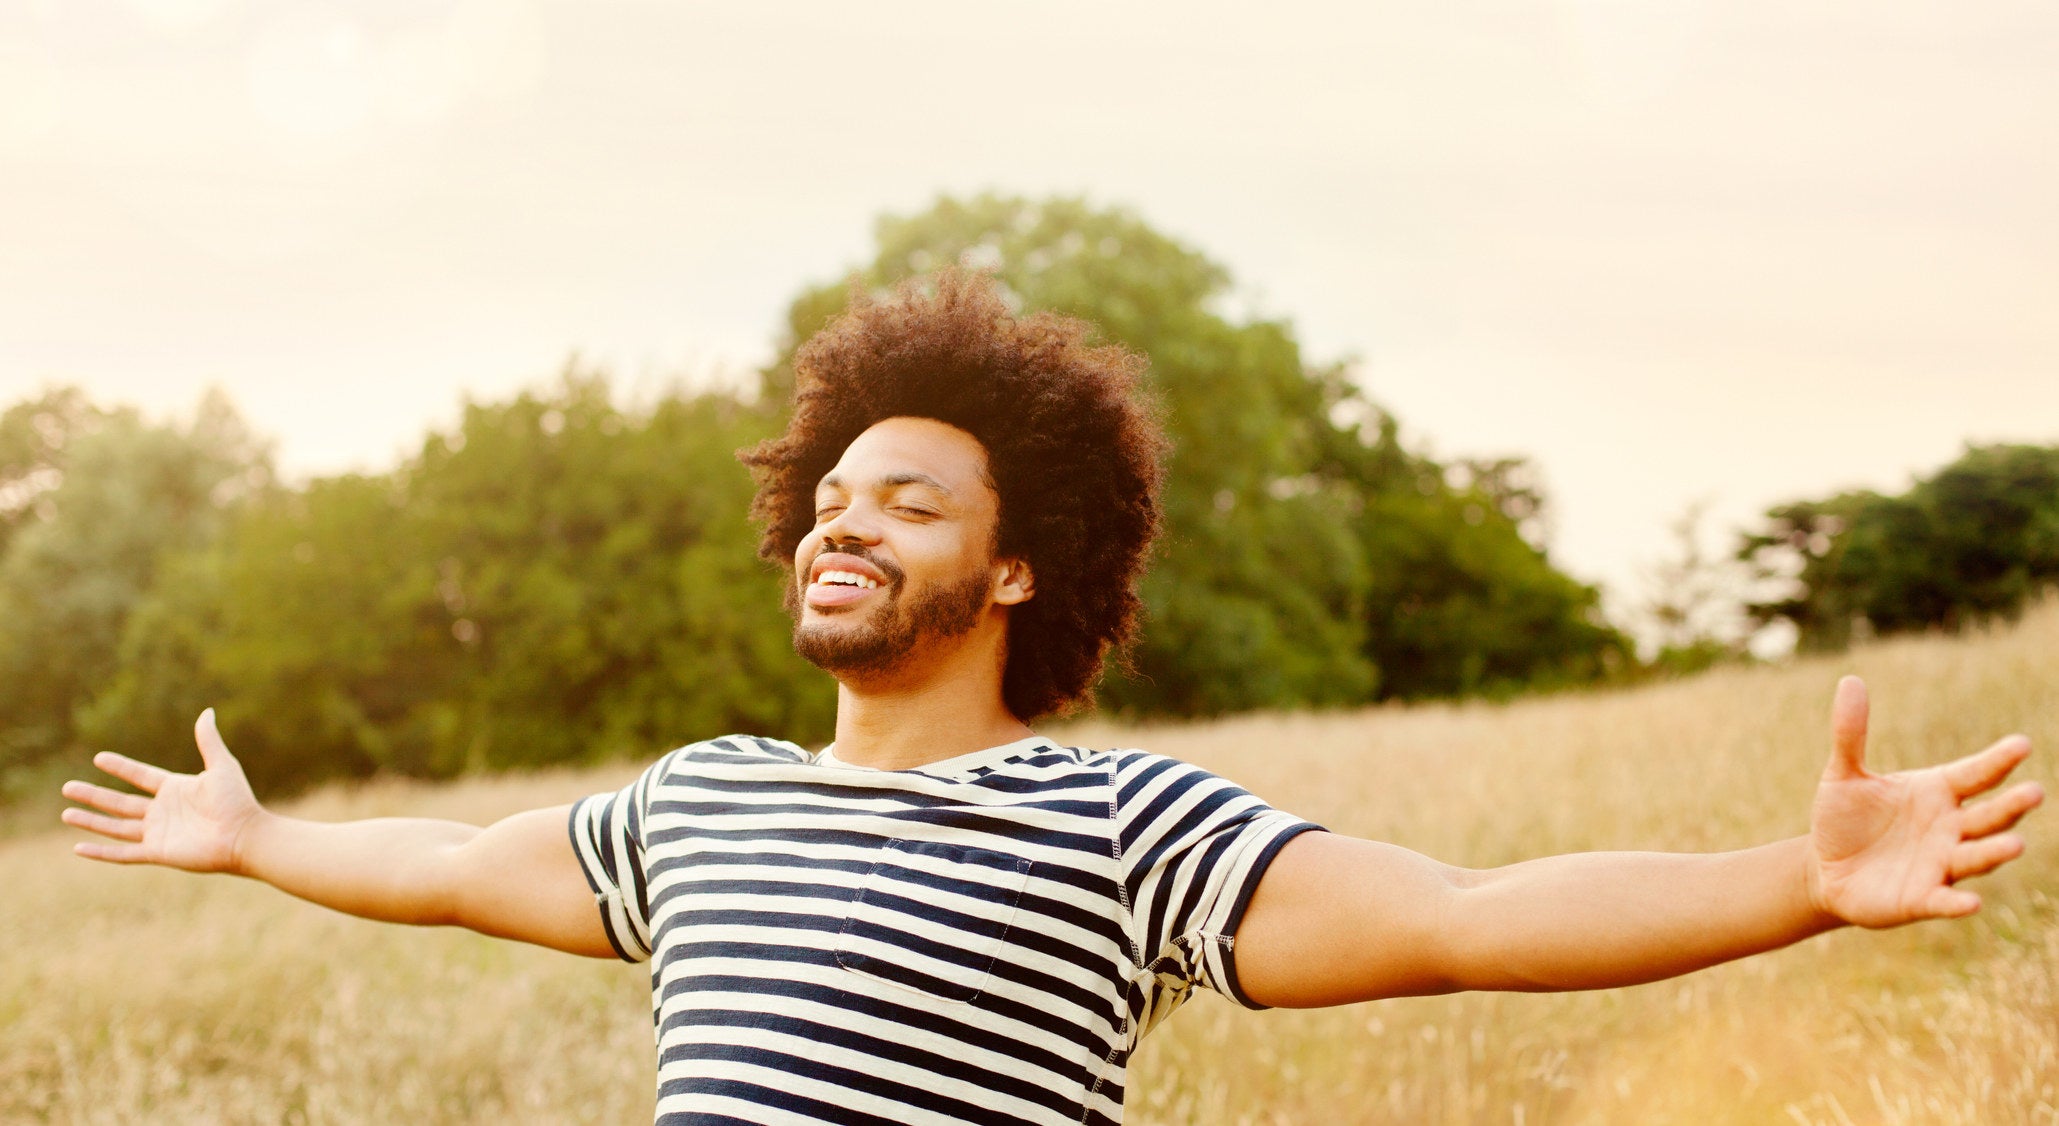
803,543,905,589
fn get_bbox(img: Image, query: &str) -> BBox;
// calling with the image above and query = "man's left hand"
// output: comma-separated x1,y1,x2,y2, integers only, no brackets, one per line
1809,675,2043,928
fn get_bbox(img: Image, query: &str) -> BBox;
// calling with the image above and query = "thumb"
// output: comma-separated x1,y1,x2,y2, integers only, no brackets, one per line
194,707,235,771
1825,676,1870,781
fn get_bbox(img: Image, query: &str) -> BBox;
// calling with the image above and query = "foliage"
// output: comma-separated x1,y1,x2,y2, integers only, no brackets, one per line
0,385,103,556
8,193,1640,797
0,388,266,775
768,193,1626,711
1741,443,2059,650
1355,483,1628,699
766,195,1374,712
82,372,835,794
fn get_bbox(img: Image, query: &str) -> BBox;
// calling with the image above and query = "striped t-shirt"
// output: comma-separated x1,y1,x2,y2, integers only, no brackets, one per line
568,733,1318,1126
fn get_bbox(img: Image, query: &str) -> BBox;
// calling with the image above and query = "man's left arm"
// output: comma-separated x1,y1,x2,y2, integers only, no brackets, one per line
1234,676,2043,1009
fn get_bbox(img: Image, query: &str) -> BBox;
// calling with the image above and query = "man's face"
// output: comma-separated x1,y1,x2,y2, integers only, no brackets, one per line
789,416,1028,677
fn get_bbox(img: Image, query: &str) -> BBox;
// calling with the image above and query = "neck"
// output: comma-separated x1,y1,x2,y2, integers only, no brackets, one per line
828,620,1033,770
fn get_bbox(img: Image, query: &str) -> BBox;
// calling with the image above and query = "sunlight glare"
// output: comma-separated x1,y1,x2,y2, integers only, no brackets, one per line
247,9,373,141
121,0,234,32
0,44,60,146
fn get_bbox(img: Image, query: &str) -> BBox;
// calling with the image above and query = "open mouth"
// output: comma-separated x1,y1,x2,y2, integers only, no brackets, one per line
798,551,889,613
811,570,880,591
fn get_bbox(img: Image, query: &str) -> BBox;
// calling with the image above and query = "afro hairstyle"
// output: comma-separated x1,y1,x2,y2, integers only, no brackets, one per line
738,269,1167,720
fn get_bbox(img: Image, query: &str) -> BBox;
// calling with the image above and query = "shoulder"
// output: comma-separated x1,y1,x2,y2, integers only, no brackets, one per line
617,734,812,795
658,733,810,771
1018,745,1233,791
688,733,812,762
1025,746,1252,817
983,742,1173,788
1103,750,1288,846
1015,743,1163,773
1102,748,1236,795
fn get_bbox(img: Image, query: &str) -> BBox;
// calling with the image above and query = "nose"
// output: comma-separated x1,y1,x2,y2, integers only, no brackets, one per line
815,502,882,548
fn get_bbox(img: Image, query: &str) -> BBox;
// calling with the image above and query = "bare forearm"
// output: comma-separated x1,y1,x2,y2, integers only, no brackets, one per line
1443,836,1839,992
1241,684,2038,1010
234,810,478,927
67,728,609,955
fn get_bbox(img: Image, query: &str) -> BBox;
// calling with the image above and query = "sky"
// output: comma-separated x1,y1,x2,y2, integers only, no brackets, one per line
4,0,2056,634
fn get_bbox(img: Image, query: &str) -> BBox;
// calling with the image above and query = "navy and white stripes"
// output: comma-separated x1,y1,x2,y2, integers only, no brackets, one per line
569,734,1318,1125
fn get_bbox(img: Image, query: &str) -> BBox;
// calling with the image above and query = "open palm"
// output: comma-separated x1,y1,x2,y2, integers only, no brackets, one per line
1810,677,2042,928
61,709,261,874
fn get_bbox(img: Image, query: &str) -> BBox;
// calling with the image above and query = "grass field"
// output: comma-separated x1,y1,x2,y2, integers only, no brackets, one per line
6,601,2054,1124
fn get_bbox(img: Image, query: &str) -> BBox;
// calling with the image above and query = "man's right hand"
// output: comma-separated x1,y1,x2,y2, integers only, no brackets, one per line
62,708,261,874
60,708,616,958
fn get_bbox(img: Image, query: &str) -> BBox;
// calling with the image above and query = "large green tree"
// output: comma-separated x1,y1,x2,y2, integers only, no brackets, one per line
768,195,1377,712
85,372,834,794
1742,443,2059,650
0,388,266,776
16,194,1641,800
768,193,1626,710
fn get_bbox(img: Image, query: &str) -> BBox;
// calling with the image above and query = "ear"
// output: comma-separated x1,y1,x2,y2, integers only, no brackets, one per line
991,556,1035,607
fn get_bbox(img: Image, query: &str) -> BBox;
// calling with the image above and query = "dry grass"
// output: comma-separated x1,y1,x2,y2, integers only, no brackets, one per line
2,771,654,1124
6,602,2055,1123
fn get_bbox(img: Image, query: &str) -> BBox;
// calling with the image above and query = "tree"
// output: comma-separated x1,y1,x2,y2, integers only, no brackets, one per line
768,194,1378,713
84,371,834,794
1353,478,1626,699
395,370,831,774
768,193,1629,711
1741,443,2059,650
0,386,106,558
0,389,267,774
28,194,1649,796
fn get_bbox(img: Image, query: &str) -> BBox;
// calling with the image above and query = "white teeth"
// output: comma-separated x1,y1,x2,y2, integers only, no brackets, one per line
813,570,878,590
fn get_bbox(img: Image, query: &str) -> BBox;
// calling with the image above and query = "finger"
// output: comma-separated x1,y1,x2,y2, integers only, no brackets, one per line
1942,734,2033,799
92,751,170,796
1825,675,1870,780
1948,834,2026,883
74,840,151,864
1959,781,2045,839
194,707,234,771
60,780,149,819
1921,886,1981,918
59,807,144,842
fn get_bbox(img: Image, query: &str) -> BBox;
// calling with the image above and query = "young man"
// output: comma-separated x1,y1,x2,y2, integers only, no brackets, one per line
64,273,2042,1125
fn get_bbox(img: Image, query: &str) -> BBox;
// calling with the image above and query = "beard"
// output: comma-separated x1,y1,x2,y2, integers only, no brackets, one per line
790,554,993,677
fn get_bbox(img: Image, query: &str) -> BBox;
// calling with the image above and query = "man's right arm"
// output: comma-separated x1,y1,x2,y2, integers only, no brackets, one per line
61,709,617,960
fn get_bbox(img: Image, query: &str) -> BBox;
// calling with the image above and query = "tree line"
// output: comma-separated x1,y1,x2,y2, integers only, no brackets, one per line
3,194,2047,799
1740,442,2059,650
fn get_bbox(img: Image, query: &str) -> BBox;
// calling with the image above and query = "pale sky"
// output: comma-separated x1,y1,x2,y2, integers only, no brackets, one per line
4,0,2056,630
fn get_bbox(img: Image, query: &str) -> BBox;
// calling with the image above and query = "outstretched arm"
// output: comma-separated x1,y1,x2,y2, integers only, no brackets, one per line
1235,676,2043,1008
61,710,614,959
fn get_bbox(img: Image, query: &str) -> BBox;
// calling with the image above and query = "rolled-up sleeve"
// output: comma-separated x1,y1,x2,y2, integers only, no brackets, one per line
1117,752,1321,1016
567,754,674,963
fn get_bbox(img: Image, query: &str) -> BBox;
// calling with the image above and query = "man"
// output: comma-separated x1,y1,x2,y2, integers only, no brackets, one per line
63,273,2042,1125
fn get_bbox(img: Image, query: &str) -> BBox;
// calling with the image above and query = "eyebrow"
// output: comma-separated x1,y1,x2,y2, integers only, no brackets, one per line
816,471,955,496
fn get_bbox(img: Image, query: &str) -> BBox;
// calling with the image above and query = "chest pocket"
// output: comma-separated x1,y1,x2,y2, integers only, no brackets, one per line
835,839,1033,1003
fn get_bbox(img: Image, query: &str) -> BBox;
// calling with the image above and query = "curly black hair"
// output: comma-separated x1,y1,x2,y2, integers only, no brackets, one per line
738,270,1166,721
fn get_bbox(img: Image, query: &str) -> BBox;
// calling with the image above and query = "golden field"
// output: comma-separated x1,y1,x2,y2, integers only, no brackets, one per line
6,602,2055,1125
